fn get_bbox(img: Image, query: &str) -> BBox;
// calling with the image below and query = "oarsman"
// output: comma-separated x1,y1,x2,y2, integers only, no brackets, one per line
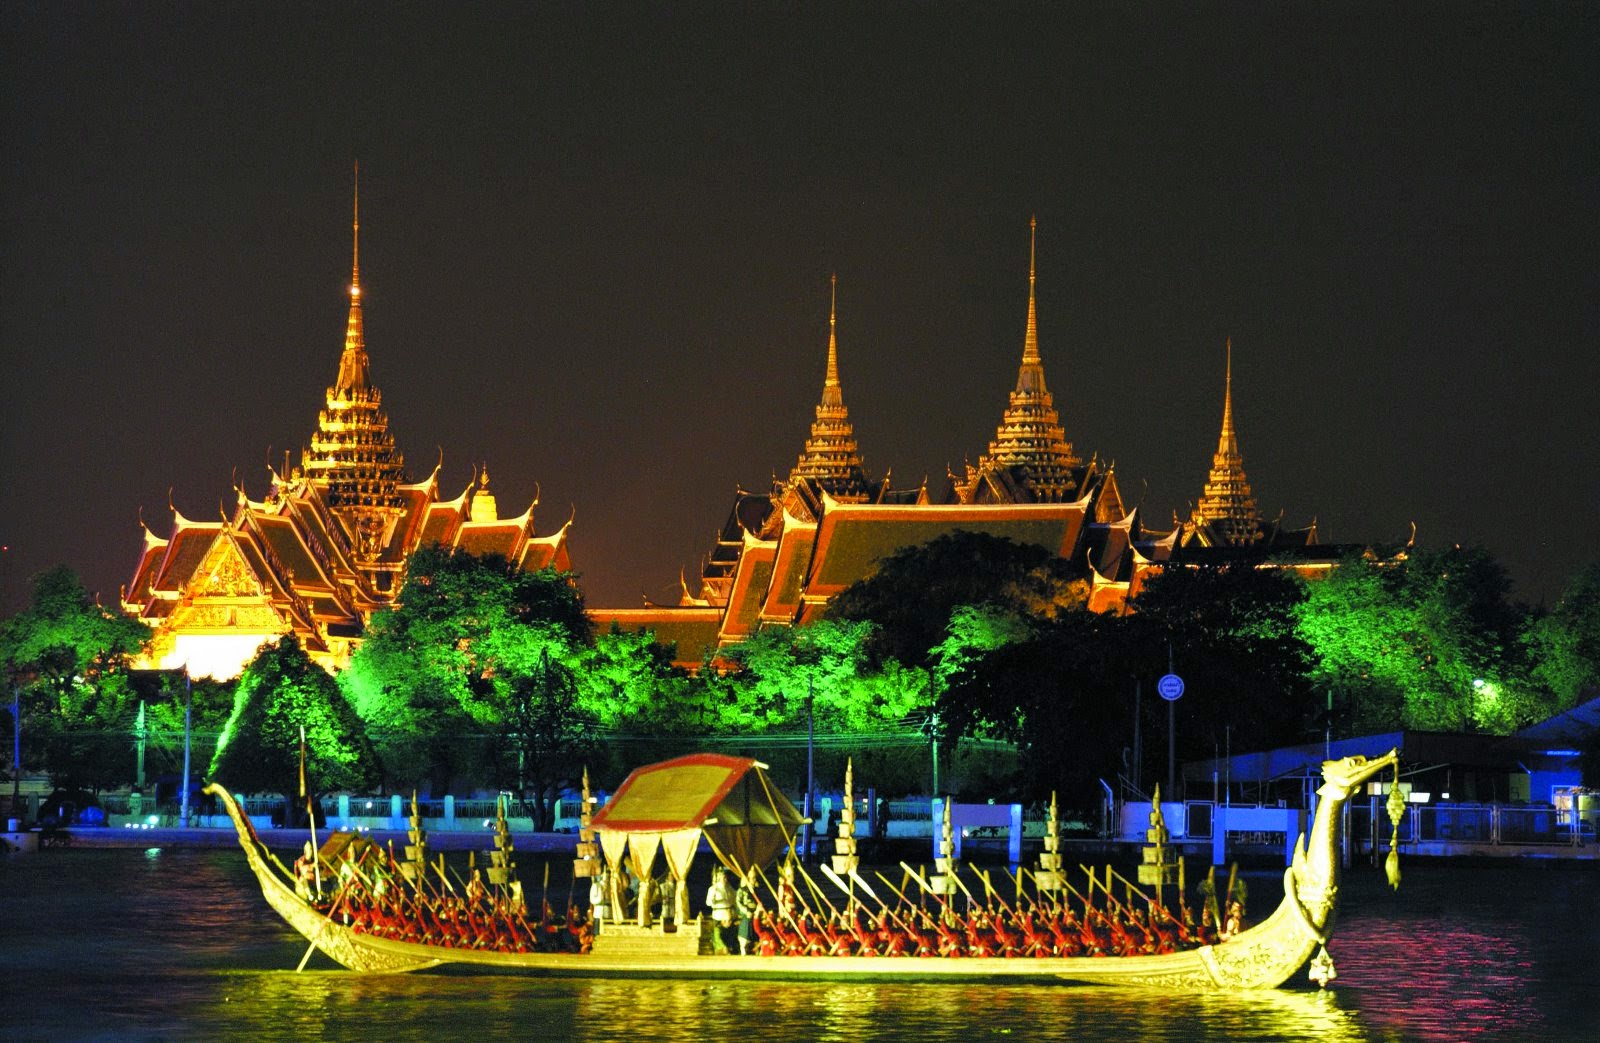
801,913,829,956
705,868,734,953
1222,899,1244,941
294,841,317,899
847,911,878,957
1198,903,1219,946
877,916,907,957
825,916,853,957
754,912,780,956
735,871,759,955
1016,911,1050,957
777,863,799,920
990,910,1020,957
936,913,965,957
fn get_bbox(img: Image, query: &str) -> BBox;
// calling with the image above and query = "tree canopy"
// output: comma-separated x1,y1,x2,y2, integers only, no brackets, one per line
825,530,1088,667
0,567,150,791
341,548,594,791
1525,560,1600,713
1129,555,1316,756
1294,547,1548,733
714,619,927,732
210,636,379,807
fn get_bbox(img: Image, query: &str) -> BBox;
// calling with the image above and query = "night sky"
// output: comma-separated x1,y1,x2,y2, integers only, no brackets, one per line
3,3,1596,615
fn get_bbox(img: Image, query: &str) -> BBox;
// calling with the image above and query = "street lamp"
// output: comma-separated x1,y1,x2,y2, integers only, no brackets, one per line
805,674,815,859
180,670,192,828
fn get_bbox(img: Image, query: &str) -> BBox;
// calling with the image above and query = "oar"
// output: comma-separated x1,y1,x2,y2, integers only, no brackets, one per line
792,858,840,919
752,863,806,935
976,868,1016,919
845,869,882,907
819,863,855,901
1078,863,1137,920
849,871,918,938
1012,865,1050,913
296,869,361,973
872,871,932,935
896,863,953,921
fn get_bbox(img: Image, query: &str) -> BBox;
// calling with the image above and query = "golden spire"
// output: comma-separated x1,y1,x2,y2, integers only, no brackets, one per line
1023,215,1040,365
304,164,407,557
1191,337,1260,544
960,216,1080,503
1219,336,1237,456
351,160,360,296
335,162,369,396
789,274,867,494
825,273,840,393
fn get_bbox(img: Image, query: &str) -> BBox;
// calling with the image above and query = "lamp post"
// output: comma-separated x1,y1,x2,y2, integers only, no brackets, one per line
1133,677,1142,793
135,699,146,791
11,687,20,818
179,670,192,828
805,675,815,859
1158,643,1184,800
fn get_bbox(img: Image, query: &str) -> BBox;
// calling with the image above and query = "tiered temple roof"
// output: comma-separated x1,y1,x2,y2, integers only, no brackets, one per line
788,276,872,498
123,179,565,677
604,228,1349,653
1180,340,1322,553
951,218,1083,505
301,169,410,568
1185,338,1262,546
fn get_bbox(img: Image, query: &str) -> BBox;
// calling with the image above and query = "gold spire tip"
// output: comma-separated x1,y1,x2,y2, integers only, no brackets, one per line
350,161,361,297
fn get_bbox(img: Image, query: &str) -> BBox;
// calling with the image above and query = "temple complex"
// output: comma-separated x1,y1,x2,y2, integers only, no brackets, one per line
121,176,568,678
593,220,1338,666
123,194,1342,676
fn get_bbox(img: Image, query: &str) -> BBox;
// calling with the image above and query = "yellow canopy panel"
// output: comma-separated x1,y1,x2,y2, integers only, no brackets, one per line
590,753,805,873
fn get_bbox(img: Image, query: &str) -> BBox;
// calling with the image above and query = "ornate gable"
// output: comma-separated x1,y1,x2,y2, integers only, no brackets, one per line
189,529,265,599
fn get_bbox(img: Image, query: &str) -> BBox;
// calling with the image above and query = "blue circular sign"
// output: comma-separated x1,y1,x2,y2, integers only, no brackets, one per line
1157,673,1185,702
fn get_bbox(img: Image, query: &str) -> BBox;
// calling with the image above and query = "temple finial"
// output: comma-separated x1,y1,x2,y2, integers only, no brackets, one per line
1023,215,1040,364
335,163,368,394
1190,336,1259,544
787,272,864,492
825,273,840,389
1220,336,1236,449
351,161,361,298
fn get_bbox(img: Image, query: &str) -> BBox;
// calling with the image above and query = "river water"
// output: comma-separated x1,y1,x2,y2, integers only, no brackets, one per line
2,846,1594,1042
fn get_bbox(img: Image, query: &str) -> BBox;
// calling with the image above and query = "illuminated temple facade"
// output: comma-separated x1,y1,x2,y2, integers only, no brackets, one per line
122,185,568,678
593,220,1335,665
123,199,1334,677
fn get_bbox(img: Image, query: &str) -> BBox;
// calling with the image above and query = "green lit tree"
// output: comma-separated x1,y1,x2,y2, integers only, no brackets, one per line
1295,546,1540,733
340,547,595,792
578,624,694,733
0,566,150,792
211,636,379,824
718,619,926,732
493,650,597,830
1525,561,1600,713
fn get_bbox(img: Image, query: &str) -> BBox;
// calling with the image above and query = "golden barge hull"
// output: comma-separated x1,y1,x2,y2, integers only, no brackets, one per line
207,748,1397,990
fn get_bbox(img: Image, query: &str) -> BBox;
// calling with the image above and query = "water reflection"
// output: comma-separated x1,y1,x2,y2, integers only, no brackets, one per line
5,849,1594,1042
